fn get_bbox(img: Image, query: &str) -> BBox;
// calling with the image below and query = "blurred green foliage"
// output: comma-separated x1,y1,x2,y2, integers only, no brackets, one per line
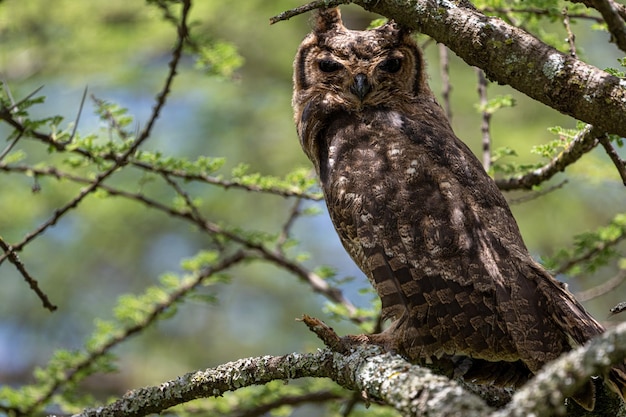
0,0,625,415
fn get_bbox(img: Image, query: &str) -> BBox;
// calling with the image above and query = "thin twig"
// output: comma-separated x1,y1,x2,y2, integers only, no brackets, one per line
0,237,57,311
599,135,626,185
563,8,578,58
438,43,453,121
91,94,132,141
161,172,225,250
276,197,303,251
495,124,600,191
0,163,360,323
341,391,363,417
161,173,204,221
575,269,626,302
476,68,491,171
269,0,351,24
508,180,568,205
555,232,626,276
1,87,322,200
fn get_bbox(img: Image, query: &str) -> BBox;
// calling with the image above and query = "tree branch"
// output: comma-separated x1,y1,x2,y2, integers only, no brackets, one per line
0,237,57,311
495,124,599,191
588,0,626,53
599,134,626,185
72,321,626,417
573,0,626,21
72,347,492,417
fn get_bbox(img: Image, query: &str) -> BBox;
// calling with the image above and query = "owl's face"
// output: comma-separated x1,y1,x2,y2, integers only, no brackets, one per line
292,8,432,167
293,8,427,115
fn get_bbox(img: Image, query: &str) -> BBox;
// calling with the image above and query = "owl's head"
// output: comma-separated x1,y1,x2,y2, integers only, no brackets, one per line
293,7,429,116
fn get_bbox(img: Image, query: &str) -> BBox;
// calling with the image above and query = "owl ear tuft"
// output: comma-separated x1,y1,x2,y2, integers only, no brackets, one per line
313,7,345,33
376,19,410,37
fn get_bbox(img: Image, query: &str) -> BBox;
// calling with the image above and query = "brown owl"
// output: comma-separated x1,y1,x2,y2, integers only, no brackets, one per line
292,7,626,411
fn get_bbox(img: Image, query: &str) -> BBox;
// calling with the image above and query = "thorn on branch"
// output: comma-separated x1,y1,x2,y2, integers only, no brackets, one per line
62,86,88,146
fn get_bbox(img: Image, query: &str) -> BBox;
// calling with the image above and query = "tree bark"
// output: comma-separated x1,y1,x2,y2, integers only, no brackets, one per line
73,322,626,417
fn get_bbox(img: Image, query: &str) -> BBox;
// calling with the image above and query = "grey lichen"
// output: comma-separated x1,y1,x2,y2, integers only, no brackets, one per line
542,53,566,80
71,322,626,417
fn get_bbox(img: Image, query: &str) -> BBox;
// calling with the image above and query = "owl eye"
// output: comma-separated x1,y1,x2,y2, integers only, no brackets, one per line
318,59,344,73
378,58,402,73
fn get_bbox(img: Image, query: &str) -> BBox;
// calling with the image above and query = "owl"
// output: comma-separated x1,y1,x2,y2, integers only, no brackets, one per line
292,7,626,411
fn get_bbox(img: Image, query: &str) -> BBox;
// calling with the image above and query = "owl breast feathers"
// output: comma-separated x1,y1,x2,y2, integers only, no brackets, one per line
292,7,626,411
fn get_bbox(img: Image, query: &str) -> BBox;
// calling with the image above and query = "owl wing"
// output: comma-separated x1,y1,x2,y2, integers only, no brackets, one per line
323,108,603,367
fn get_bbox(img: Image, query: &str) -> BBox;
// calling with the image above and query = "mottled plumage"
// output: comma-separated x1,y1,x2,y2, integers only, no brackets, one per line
292,7,626,410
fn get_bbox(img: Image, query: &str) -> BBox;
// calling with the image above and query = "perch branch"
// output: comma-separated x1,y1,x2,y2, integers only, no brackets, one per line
72,322,626,417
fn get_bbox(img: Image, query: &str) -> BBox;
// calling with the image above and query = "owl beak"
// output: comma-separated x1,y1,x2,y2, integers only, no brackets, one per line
350,73,371,101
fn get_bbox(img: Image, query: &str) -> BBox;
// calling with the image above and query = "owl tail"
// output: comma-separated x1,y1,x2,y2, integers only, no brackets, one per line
570,358,626,411
572,380,596,411
607,365,626,403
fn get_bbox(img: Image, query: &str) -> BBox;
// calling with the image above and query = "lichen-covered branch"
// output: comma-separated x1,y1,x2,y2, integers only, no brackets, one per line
72,321,626,417
72,347,492,417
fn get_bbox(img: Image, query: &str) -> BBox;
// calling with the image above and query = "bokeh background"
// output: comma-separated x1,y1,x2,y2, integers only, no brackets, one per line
1,0,625,408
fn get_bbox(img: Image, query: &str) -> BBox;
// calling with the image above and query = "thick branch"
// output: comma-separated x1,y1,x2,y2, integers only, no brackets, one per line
588,0,626,52
573,0,626,21
73,347,492,417
350,0,626,137
72,320,626,417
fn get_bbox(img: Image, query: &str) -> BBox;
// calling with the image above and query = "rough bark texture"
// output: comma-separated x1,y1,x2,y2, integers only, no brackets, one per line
72,322,626,417
353,0,626,137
